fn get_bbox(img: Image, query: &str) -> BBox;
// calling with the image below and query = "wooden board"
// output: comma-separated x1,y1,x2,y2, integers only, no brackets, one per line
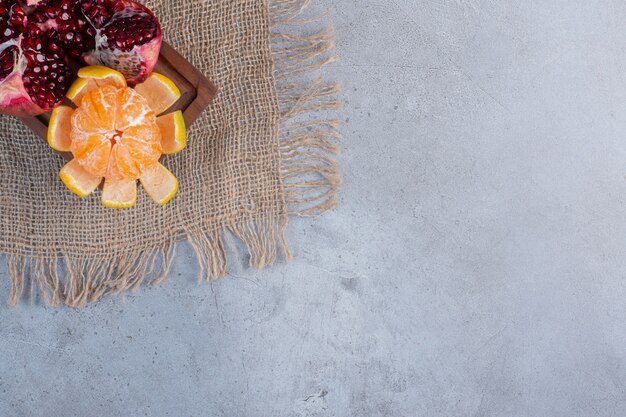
18,41,218,161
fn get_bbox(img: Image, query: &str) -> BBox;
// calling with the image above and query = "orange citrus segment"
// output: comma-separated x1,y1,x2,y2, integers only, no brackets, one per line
66,78,99,105
113,87,156,131
157,110,187,154
78,86,118,130
59,159,102,198
67,66,127,106
122,124,162,164
133,72,181,115
139,162,179,205
107,143,141,180
77,65,127,89
70,85,161,181
71,134,112,177
48,105,74,152
102,178,137,209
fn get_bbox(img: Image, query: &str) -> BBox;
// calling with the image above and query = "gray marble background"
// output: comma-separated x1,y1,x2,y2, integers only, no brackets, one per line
3,1,626,416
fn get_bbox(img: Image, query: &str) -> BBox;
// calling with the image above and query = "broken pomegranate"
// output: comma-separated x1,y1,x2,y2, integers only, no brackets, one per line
31,0,162,84
81,0,162,86
0,1,72,116
0,0,162,116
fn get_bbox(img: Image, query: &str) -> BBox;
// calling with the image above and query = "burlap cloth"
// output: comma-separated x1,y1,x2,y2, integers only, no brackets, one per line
0,0,340,306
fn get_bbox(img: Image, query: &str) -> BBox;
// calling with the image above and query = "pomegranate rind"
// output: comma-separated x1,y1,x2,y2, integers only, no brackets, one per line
129,36,161,85
59,158,102,198
0,71,46,117
48,105,74,152
139,162,178,206
84,36,162,86
102,178,137,209
156,110,186,154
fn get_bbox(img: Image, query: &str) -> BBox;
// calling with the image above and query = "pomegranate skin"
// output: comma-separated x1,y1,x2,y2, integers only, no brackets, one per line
0,71,45,117
127,35,161,85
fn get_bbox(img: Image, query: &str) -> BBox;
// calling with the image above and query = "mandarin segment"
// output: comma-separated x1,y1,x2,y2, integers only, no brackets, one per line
48,105,74,152
139,162,179,206
102,178,138,209
114,87,156,131
71,108,106,135
71,133,107,159
122,124,162,165
59,159,102,198
157,110,187,154
66,78,99,106
133,72,181,115
79,140,112,178
107,143,141,180
78,66,127,89
82,86,119,131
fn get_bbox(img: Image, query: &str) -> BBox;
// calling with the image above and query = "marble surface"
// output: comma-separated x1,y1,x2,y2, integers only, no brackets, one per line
3,1,626,415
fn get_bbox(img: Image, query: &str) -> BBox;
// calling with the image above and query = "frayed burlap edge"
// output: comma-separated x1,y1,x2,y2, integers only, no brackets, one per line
6,0,341,307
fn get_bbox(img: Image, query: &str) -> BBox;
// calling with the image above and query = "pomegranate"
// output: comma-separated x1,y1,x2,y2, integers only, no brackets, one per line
81,0,162,85
0,0,162,116
31,0,162,85
0,1,72,116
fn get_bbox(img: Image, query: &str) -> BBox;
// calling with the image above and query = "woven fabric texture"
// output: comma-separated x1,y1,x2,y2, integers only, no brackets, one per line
0,0,340,306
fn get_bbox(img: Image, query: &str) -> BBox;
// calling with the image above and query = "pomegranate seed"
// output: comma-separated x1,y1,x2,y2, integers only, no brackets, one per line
112,2,124,12
49,42,62,52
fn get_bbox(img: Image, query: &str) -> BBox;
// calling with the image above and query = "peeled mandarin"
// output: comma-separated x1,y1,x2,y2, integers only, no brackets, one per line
70,85,161,182
49,66,186,209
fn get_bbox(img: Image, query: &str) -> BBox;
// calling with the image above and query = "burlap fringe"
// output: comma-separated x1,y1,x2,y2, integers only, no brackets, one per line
8,243,176,307
5,0,339,306
271,0,342,216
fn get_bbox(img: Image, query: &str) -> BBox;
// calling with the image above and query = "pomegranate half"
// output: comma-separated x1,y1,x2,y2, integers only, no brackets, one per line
0,0,162,116
81,0,162,86
0,1,72,116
